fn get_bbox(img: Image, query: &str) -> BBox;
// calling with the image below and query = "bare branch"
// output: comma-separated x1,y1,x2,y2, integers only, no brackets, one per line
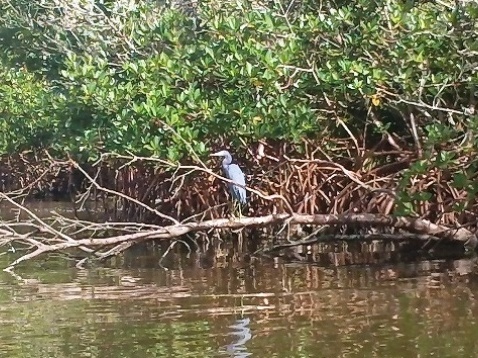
4,212,476,272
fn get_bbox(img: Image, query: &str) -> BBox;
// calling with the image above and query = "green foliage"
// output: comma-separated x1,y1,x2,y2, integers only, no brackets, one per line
0,65,66,153
1,0,477,209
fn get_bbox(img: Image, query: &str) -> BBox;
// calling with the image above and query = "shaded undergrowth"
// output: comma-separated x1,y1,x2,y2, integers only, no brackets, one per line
2,136,478,233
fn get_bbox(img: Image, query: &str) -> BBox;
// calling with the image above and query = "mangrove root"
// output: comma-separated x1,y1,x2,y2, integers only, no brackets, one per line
1,212,476,272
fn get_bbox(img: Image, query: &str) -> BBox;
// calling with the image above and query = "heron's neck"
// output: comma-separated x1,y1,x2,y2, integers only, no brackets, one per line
222,153,233,166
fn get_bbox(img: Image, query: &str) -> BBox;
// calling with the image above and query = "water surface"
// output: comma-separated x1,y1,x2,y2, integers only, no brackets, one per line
1,201,478,357
0,251,477,358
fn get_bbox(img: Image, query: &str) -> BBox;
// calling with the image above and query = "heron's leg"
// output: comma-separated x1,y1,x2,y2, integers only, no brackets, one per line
227,200,236,221
236,201,243,220
227,200,242,222
232,200,244,219
237,229,243,252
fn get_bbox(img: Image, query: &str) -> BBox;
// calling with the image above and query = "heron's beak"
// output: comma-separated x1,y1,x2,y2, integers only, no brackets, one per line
210,152,221,157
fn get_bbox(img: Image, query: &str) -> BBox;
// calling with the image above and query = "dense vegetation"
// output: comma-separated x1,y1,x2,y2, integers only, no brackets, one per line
1,0,478,222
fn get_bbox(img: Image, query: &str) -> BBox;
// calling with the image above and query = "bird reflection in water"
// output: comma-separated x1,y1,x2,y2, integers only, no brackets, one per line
220,317,252,357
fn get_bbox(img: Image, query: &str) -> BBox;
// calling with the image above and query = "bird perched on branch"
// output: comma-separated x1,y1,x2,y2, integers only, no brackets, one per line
210,150,247,209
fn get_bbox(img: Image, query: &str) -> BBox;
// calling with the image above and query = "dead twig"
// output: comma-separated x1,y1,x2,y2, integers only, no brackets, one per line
3,212,476,272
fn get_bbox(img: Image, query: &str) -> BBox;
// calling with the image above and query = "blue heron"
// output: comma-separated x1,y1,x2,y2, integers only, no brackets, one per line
210,150,247,206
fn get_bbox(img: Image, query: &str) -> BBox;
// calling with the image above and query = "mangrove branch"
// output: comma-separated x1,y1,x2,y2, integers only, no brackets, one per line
2,210,477,272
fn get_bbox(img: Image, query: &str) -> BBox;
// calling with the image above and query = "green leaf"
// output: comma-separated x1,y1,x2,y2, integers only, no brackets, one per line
452,173,468,189
245,62,253,77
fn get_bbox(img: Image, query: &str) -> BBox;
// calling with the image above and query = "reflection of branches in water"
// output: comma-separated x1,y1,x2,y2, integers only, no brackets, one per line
4,256,477,353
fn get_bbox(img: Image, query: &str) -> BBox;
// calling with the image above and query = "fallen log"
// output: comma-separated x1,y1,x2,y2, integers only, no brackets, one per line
2,212,477,272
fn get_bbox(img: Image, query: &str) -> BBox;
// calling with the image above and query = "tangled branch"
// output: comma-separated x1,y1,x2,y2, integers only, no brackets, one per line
2,146,478,275
2,196,476,273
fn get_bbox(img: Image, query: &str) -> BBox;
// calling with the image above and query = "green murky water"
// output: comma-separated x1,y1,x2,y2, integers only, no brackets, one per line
1,202,478,357
0,253,477,358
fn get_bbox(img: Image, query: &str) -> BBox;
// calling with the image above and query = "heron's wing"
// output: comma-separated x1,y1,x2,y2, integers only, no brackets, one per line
226,164,246,186
225,164,247,204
